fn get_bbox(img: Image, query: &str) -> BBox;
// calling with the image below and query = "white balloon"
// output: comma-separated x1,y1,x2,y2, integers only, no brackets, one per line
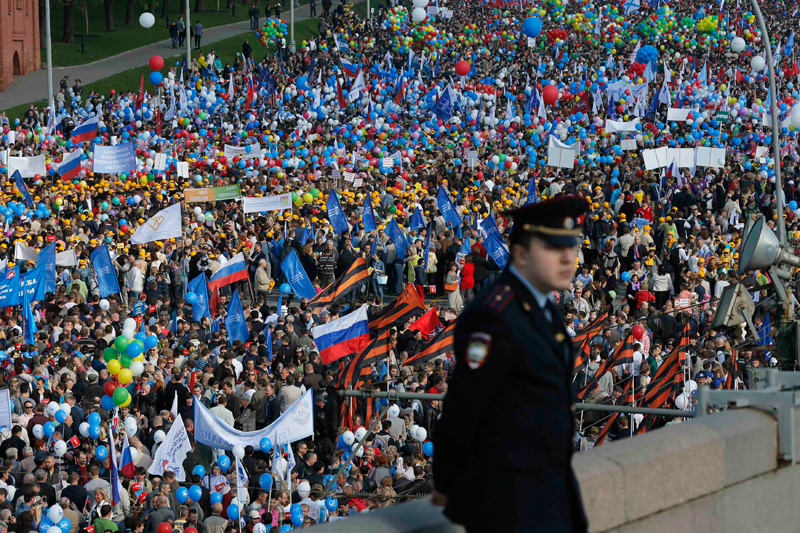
342,431,355,446
297,481,311,498
32,424,44,439
47,504,64,523
154,430,166,443
125,416,138,436
233,445,245,459
79,422,90,437
674,393,689,410
731,36,746,54
48,527,62,533
411,7,427,23
54,440,67,457
253,525,267,533
354,427,367,442
685,380,698,394
60,403,71,417
130,361,145,377
414,427,427,442
6,486,14,501
412,0,428,6
387,405,400,420
46,402,60,417
124,318,137,331
751,56,765,72
194,206,203,216
139,12,155,28
129,448,139,463
99,299,110,311
410,425,419,439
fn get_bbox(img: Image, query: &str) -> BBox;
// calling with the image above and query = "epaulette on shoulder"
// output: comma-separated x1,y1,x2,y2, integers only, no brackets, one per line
483,284,514,312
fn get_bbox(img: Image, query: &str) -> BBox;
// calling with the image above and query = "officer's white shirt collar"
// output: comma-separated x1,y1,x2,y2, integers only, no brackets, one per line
509,265,555,311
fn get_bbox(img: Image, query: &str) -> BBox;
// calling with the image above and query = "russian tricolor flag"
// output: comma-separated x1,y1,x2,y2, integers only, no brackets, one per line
311,306,370,364
70,116,99,143
341,59,359,77
208,252,249,291
59,149,82,181
108,426,122,505
120,434,136,478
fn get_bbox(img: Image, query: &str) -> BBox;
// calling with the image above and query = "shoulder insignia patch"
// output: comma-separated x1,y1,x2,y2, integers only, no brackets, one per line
467,333,492,370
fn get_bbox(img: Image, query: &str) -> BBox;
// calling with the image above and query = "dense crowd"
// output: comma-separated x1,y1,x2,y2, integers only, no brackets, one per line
0,0,798,528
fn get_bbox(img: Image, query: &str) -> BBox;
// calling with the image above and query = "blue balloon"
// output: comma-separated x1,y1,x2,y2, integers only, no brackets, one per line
189,485,203,502
96,446,108,461
621,271,632,282
227,504,239,520
176,487,189,503
280,283,292,295
149,71,164,85
423,441,434,457
193,465,206,477
43,422,56,437
127,342,143,357
88,424,101,439
101,395,115,410
790,201,798,211
144,335,159,350
88,412,101,426
260,437,272,453
291,512,304,526
259,473,273,490
325,497,338,511
210,492,223,504
290,504,302,516
55,410,67,424
58,519,71,533
39,518,54,533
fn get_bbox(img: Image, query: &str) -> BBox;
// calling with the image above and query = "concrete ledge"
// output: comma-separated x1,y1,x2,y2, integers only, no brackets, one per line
318,500,464,533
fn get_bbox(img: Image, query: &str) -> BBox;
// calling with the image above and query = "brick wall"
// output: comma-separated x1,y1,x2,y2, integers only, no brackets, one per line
0,0,42,91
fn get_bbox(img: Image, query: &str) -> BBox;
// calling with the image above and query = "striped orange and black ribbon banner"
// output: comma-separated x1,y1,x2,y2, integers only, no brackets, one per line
308,257,370,308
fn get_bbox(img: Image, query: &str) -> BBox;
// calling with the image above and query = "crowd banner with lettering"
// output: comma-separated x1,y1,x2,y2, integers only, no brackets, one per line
184,185,242,203
93,143,137,173
243,194,292,213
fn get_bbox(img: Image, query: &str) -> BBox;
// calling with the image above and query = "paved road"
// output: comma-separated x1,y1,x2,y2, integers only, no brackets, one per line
0,1,324,111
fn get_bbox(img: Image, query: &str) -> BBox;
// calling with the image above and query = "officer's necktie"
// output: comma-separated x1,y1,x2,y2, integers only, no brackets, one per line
544,299,558,325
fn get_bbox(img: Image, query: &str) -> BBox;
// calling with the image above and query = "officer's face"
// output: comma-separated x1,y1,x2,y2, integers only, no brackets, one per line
512,236,578,292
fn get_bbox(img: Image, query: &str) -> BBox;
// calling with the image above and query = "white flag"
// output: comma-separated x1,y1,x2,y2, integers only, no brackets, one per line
14,242,38,263
148,413,193,481
285,440,296,486
235,456,249,504
171,391,179,418
130,203,183,244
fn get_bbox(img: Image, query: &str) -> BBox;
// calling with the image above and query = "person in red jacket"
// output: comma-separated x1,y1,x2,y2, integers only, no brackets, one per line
459,255,475,306
634,280,656,311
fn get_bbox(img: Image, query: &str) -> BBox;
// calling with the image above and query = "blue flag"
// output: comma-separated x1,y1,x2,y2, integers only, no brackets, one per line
172,310,178,334
280,249,317,300
326,190,349,234
485,233,510,269
410,208,425,231
525,178,538,205
786,32,795,58
90,244,121,298
14,171,34,209
299,225,312,246
0,267,21,307
187,274,211,321
276,292,283,317
210,318,220,334
386,218,409,260
459,237,472,256
266,329,273,361
20,266,46,304
437,186,462,229
423,223,433,271
480,215,502,243
432,87,454,122
362,195,378,233
225,290,250,344
21,280,37,346
39,242,56,293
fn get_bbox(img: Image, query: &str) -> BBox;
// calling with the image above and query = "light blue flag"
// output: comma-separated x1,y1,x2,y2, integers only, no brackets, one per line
39,243,57,293
90,244,121,297
386,218,409,260
20,266,46,304
14,171,34,209
326,190,349,234
410,208,425,231
225,290,250,344
423,223,432,271
437,186,462,229
525,178,538,205
362,195,378,233
21,280,37,346
480,215,502,243
187,274,211,321
459,237,471,256
485,233,509,269
280,249,317,300
0,267,21,307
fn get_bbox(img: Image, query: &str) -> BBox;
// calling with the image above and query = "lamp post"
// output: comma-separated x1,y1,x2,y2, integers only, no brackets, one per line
44,0,53,111
750,0,785,244
289,1,295,54
185,0,192,67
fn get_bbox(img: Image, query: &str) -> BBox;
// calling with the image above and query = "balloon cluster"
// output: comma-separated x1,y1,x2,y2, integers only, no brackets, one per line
257,19,288,46
39,504,72,533
696,15,719,34
101,320,159,407
522,16,543,38
635,44,658,66
149,55,165,86
411,0,429,24
32,403,74,457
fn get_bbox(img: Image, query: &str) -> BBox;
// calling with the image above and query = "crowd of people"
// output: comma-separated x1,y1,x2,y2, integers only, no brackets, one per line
0,0,798,528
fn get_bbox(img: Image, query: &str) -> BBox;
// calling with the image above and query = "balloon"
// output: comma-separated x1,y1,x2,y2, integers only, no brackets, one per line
189,485,203,502
674,393,689,410
43,422,55,437
54,440,67,457
631,324,645,340
355,427,367,442
280,283,292,295
118,368,133,385
113,386,130,405
542,85,559,105
233,445,245,459
101,395,115,411
192,464,206,477
387,405,400,419
342,431,355,446
125,417,138,436
58,519,71,533
47,402,60,417
107,359,121,375
104,347,118,361
414,427,427,442
144,335,159,350
227,504,239,520
297,481,311,498
79,422,90,437
149,55,164,71
95,446,108,461
621,271,632,282
455,60,470,77
99,299,110,311
291,513,303,527
751,56,766,72
325,497,338,512
522,17,543,38
731,36,746,53
218,455,231,471
55,410,67,424
104,381,119,397
423,441,434,457
176,487,189,503
210,493,223,504
139,12,155,28
259,473,273,490
186,292,198,304
260,437,272,453
88,424,101,439
154,430,166,443
115,336,129,352
156,524,171,533
47,506,64,524
47,526,61,533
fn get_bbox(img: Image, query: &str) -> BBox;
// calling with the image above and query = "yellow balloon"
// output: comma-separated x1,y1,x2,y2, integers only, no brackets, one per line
107,359,121,375
118,368,133,384
134,354,145,362
120,394,132,408
303,193,313,203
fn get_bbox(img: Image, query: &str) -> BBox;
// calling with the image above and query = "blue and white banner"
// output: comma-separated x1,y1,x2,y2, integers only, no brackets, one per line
129,203,182,244
13,171,34,208
92,143,136,174
362,195,378,233
193,388,314,451
39,243,57,293
280,249,317,300
224,290,250,344
90,245,121,297
386,218,409,260
0,266,47,307
485,233,509,269
326,190,349,234
437,186,462,228
187,274,211,321
148,413,192,481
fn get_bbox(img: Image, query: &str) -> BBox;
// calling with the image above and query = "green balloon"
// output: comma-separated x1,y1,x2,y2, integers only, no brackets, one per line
104,347,118,361
113,386,130,406
115,336,129,352
120,354,132,368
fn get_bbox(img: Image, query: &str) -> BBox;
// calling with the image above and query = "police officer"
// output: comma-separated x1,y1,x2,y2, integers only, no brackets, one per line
433,195,590,533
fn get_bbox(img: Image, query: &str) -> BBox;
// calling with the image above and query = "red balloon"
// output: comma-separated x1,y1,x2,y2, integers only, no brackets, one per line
104,382,118,397
184,528,197,533
455,60,471,77
149,55,164,71
542,85,559,106
157,523,172,533
632,324,645,340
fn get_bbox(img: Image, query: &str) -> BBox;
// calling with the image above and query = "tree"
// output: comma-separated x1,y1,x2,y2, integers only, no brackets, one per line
124,0,135,25
62,0,74,44
105,0,114,31
39,0,46,49
160,0,169,18
195,0,204,12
